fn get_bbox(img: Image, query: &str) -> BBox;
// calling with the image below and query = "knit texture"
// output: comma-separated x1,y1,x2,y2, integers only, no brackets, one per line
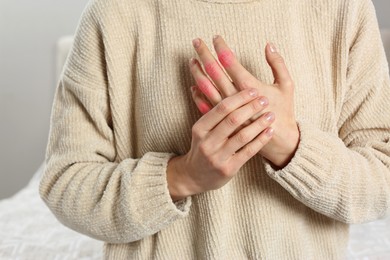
39,0,390,259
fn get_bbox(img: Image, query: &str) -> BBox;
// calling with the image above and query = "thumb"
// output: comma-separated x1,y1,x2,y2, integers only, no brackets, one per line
265,42,294,90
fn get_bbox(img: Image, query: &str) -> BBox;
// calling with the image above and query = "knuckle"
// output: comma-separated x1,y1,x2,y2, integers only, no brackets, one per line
208,157,224,173
204,62,219,78
226,114,240,127
237,77,254,90
217,164,231,178
216,101,230,115
191,125,201,139
284,80,295,90
244,144,257,157
237,131,251,144
198,143,209,155
273,55,285,64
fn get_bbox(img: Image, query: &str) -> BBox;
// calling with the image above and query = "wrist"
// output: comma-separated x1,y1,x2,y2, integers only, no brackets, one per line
166,155,196,202
265,123,300,169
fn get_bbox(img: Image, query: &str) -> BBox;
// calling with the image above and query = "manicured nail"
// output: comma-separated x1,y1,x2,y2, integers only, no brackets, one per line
213,35,220,43
265,112,275,122
269,43,277,53
192,38,201,49
258,97,268,106
266,128,274,137
249,89,258,97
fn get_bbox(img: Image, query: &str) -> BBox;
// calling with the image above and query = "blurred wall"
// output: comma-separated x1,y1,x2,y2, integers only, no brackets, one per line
0,0,389,199
0,0,89,199
375,0,390,28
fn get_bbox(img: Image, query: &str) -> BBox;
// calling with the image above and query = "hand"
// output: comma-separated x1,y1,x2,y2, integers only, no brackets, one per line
167,89,274,201
189,35,300,169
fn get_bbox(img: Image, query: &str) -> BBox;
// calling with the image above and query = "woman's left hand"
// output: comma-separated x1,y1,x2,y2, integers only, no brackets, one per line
189,35,300,169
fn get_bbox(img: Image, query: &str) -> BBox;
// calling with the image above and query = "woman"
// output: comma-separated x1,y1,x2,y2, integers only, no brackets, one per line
40,0,390,258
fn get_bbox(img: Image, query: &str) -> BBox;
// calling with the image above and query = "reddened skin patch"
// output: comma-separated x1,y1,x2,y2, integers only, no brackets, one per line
217,49,234,68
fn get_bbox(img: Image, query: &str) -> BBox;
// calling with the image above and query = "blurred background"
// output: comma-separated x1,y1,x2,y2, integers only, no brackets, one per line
0,0,389,200
0,0,89,199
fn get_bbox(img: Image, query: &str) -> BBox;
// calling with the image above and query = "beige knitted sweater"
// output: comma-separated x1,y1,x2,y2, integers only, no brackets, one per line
40,0,390,258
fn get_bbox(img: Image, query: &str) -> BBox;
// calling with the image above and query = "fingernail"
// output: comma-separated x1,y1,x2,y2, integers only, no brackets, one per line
265,112,275,122
213,35,220,43
192,38,201,49
266,128,274,137
258,97,268,106
269,43,277,53
249,89,258,97
189,58,196,66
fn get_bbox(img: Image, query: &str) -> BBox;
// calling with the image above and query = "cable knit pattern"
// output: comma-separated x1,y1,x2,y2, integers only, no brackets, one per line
39,0,390,259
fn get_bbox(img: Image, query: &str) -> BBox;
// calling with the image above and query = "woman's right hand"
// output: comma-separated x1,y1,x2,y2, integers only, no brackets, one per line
167,88,274,201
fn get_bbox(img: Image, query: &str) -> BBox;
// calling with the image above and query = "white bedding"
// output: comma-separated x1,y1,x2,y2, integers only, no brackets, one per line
0,163,102,260
0,163,389,259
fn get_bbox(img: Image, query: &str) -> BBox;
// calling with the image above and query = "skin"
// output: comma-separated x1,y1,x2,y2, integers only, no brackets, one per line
166,88,274,201
204,61,223,80
217,49,235,68
166,35,300,202
190,85,212,114
196,79,219,103
189,35,300,170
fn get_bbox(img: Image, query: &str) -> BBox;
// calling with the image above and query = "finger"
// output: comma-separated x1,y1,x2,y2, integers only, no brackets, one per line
196,88,259,132
212,35,258,90
189,58,222,105
220,112,275,160
265,42,294,89
192,38,237,97
207,95,269,146
190,85,212,114
230,127,274,170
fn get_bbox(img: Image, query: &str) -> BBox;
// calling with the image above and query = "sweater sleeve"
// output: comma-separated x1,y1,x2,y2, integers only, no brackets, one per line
39,0,191,244
263,0,390,224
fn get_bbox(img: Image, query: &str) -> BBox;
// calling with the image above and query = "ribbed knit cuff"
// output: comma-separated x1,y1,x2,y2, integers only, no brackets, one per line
263,120,339,201
124,152,192,234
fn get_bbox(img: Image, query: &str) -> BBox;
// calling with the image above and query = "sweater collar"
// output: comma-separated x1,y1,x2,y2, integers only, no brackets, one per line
194,0,259,3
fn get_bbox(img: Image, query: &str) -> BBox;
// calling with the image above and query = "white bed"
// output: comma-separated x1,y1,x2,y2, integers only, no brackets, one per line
1,31,390,259
0,163,102,259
